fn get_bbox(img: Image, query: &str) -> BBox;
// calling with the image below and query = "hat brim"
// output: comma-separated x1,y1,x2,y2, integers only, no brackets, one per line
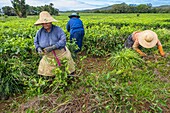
68,15,80,18
138,30,158,48
34,19,57,26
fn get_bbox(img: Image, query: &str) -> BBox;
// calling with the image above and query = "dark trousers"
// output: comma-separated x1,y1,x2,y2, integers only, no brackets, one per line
70,30,84,53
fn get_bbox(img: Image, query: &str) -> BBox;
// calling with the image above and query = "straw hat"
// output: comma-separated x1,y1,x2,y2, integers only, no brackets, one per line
34,11,57,25
68,13,80,18
137,30,158,48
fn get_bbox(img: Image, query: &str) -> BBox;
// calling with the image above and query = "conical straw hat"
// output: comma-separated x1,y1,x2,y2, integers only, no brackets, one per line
138,30,158,48
34,11,57,25
68,12,80,18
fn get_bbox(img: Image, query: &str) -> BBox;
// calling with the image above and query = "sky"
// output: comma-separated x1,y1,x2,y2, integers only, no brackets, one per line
0,0,170,11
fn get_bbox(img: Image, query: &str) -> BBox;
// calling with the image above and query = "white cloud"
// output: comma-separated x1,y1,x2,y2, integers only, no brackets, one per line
0,0,170,11
24,0,107,11
0,0,10,4
0,0,12,7
25,0,47,6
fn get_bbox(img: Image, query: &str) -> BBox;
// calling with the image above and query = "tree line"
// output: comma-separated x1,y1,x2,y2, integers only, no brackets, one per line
85,3,170,13
92,3,170,13
0,0,59,18
0,1,170,17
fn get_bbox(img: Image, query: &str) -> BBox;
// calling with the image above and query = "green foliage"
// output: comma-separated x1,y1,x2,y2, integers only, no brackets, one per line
4,15,8,18
120,63,170,112
108,49,144,82
24,58,73,97
88,3,170,13
24,76,48,96
0,58,25,98
66,39,79,59
2,6,16,16
84,25,132,56
3,2,59,16
11,0,27,18
0,14,170,112
50,58,71,93
0,20,39,98
25,109,35,113
81,72,133,112
108,49,144,70
41,4,59,15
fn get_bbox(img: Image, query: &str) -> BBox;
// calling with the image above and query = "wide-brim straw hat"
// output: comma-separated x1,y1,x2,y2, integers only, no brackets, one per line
138,30,158,48
68,13,80,18
34,11,57,25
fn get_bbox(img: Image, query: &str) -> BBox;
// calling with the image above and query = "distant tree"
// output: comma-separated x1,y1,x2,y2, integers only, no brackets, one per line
147,3,152,7
150,8,157,13
112,3,130,13
50,3,54,7
41,3,59,15
11,0,27,18
42,5,51,13
0,9,2,16
88,2,170,13
94,10,100,13
2,6,16,16
26,5,39,15
129,6,138,13
137,4,151,13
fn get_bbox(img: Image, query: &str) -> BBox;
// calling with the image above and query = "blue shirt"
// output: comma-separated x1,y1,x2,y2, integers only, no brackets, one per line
66,18,84,34
34,25,66,51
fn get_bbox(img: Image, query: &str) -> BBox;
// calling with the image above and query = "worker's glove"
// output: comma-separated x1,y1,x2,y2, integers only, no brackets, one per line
135,48,147,57
44,45,57,53
158,45,165,57
37,47,43,54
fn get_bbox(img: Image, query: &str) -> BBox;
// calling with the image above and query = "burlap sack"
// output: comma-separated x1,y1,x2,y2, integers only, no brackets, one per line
38,47,75,76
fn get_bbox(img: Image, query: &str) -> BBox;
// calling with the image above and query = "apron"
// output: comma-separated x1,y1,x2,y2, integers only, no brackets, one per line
38,46,75,76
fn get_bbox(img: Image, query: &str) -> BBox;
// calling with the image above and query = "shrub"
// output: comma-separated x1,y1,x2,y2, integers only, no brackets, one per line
107,49,144,81
108,49,143,70
4,15,8,18
0,58,25,99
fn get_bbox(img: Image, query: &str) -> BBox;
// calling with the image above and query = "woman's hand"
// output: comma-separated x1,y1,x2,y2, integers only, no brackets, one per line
37,47,44,54
44,45,57,53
